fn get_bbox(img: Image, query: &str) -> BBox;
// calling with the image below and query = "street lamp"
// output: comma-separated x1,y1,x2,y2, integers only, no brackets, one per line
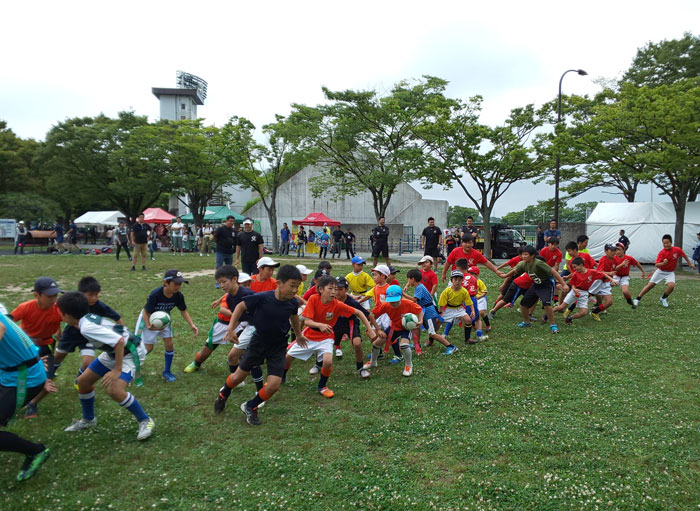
554,68,588,225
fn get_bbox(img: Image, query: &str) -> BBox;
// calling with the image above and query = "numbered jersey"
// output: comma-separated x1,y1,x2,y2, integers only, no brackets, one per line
78,314,137,356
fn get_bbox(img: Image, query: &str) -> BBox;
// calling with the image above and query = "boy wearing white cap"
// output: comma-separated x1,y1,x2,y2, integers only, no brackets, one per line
295,265,313,297
250,257,279,293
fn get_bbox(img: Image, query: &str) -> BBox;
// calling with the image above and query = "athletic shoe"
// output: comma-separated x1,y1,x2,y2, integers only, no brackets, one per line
660,297,669,308
362,360,376,370
517,322,532,328
359,368,370,379
388,356,403,365
24,403,38,419
485,325,491,332
318,386,335,398
240,402,261,425
64,418,97,432
480,334,489,341
565,316,573,325
551,324,559,334
487,310,495,322
16,447,50,482
130,267,135,272
162,371,177,382
183,362,199,373
309,365,320,375
632,299,639,309
590,312,601,322
444,345,458,355
214,395,227,414
137,418,155,441
335,348,343,358
563,308,571,319
402,365,413,377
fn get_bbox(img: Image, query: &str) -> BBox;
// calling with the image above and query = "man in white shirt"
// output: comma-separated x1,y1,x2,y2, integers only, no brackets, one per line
171,217,184,255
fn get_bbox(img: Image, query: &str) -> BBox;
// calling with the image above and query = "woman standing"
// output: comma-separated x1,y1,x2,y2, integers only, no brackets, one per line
296,226,307,257
200,222,214,256
114,221,131,261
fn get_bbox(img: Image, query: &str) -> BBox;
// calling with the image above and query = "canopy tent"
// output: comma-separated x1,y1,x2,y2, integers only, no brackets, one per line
74,211,125,226
143,207,175,224
180,206,245,224
586,202,700,263
292,212,340,227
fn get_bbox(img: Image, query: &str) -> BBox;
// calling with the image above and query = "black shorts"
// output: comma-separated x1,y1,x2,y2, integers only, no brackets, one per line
503,282,525,305
57,325,94,354
521,281,554,308
334,318,360,342
424,247,440,260
372,241,389,258
238,336,285,377
390,329,411,343
0,383,44,426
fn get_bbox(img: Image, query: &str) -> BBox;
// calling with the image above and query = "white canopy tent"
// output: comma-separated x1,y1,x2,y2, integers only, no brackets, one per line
586,202,700,263
74,211,126,226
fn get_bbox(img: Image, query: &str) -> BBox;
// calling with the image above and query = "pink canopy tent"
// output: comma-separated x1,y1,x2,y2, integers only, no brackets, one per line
292,212,340,227
143,207,175,224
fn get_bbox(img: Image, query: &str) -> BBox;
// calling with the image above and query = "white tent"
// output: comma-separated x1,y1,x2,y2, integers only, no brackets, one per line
586,202,700,263
74,211,126,226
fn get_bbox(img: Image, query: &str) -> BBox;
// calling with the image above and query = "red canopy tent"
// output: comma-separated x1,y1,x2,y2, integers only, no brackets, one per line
292,212,340,227
143,207,175,224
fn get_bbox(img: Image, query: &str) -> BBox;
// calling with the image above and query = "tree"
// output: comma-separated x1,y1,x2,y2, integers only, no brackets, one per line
622,32,700,87
447,205,481,227
421,98,546,258
291,76,451,220
216,115,310,252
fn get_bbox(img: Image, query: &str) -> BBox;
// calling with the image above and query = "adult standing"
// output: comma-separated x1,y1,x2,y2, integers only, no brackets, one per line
371,216,390,267
692,232,700,274
14,221,27,255
280,223,291,256
618,229,630,250
296,226,307,257
171,217,184,255
535,226,545,251
66,219,80,254
319,228,331,259
149,224,158,261
461,216,479,237
213,215,236,270
130,214,150,271
344,228,356,259
53,220,67,254
200,222,214,257
421,217,443,269
543,220,561,244
235,217,264,275
445,228,457,256
331,225,344,259
114,221,131,262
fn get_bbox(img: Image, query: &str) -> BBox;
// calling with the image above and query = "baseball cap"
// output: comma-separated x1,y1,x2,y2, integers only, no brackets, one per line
295,264,313,275
450,270,464,279
468,266,480,275
257,256,280,268
351,256,365,265
371,264,390,276
242,218,254,225
164,269,189,283
238,272,252,283
19,220,25,224
385,284,403,302
314,268,329,279
388,265,400,274
418,255,434,264
33,277,62,295
615,242,626,249
335,276,349,288
604,243,616,251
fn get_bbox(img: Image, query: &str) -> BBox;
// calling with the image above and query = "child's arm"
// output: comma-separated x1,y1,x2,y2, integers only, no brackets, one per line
290,315,307,348
218,305,232,318
549,268,569,294
484,259,507,278
633,260,647,278
295,295,307,306
603,274,619,286
402,285,418,302
225,302,247,343
683,252,696,269
210,294,226,309
179,310,199,336
367,313,386,338
102,337,124,389
300,316,333,334
496,261,509,270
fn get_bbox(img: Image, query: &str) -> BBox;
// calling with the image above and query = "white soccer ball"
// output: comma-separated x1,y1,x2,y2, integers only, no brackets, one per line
150,311,171,330
401,313,420,331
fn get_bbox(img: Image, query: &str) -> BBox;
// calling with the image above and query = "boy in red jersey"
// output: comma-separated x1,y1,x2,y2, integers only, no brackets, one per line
587,243,617,320
418,255,439,299
442,235,505,282
455,259,486,342
634,234,695,308
612,243,646,307
539,239,563,272
554,257,617,324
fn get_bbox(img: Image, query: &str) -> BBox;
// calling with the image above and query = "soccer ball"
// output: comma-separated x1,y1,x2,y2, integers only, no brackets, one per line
401,313,420,330
150,311,171,330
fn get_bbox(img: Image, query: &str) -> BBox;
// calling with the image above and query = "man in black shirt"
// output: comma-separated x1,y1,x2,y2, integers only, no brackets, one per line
618,229,630,250
372,216,391,267
421,217,443,269
331,226,345,259
130,214,150,272
214,215,237,270
344,228,356,259
235,218,264,275
461,216,479,238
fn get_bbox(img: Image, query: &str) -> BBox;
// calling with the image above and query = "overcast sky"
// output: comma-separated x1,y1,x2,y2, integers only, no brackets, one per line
2,1,696,215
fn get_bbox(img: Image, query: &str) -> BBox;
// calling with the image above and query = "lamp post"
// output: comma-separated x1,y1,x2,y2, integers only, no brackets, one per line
554,68,588,224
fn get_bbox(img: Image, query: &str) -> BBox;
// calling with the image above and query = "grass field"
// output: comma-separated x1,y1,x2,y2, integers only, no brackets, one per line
1,253,699,510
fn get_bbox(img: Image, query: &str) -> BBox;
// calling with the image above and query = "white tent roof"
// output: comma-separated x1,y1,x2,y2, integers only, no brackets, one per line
74,211,126,226
586,202,700,263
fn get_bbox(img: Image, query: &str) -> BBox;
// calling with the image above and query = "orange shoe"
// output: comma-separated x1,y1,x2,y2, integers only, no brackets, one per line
318,387,335,398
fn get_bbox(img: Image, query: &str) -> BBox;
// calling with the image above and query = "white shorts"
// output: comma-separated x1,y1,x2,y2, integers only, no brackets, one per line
563,289,589,309
477,297,487,312
287,338,333,361
96,343,146,379
232,324,254,350
376,313,391,330
442,306,467,323
650,269,675,285
613,275,630,287
135,311,173,344
207,320,249,346
588,280,612,296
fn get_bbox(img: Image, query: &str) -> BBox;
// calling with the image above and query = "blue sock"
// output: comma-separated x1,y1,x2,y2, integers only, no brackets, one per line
444,322,453,336
476,329,483,337
119,392,149,422
164,350,174,373
79,391,95,421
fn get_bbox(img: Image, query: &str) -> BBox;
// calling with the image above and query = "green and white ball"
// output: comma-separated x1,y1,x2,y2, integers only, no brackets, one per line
401,313,420,330
150,311,171,330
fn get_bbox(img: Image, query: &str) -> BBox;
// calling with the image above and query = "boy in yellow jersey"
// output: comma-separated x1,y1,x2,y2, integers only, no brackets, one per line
295,265,313,297
438,271,475,345
346,256,375,310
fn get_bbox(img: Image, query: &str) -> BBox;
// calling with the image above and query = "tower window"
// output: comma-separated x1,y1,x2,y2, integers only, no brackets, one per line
181,103,186,110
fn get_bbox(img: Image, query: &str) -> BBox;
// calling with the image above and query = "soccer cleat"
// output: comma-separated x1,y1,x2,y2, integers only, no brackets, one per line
64,418,97,432
309,365,320,375
563,308,571,319
162,371,177,382
335,348,343,358
183,362,199,373
318,387,335,398
359,368,370,379
480,334,489,341
632,299,639,308
137,418,155,440
517,322,532,328
487,310,495,322
214,395,227,414
551,324,559,334
660,297,669,308
16,448,50,482
485,325,491,332
240,402,262,425
388,355,403,365
565,316,573,325
443,345,458,355
590,312,601,322
402,365,413,377
24,403,38,420
363,360,377,370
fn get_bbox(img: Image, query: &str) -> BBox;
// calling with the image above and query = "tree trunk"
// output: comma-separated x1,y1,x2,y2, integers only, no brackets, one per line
267,193,279,253
673,193,687,250
481,204,492,259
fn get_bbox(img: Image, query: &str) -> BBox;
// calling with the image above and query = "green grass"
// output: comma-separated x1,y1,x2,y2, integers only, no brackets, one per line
1,253,700,510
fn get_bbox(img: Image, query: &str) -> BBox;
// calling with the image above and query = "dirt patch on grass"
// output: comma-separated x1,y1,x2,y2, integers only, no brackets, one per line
182,269,216,279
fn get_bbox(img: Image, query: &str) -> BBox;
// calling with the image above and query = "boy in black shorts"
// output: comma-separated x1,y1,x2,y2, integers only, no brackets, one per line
213,265,306,425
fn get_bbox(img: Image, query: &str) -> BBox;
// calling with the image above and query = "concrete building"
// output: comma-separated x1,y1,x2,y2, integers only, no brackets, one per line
152,87,202,121
244,164,449,244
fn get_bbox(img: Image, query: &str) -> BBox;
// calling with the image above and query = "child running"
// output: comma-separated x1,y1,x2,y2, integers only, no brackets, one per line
454,259,486,343
346,256,375,310
553,257,617,324
588,243,617,321
612,243,646,308
438,271,475,346
468,266,491,333
250,257,279,292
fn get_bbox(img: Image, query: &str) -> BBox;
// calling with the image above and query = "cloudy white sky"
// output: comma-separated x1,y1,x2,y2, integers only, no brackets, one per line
2,1,696,215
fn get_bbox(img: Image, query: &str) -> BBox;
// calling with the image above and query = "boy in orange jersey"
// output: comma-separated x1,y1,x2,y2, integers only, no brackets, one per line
612,243,646,307
10,277,63,419
366,264,403,364
250,257,279,293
